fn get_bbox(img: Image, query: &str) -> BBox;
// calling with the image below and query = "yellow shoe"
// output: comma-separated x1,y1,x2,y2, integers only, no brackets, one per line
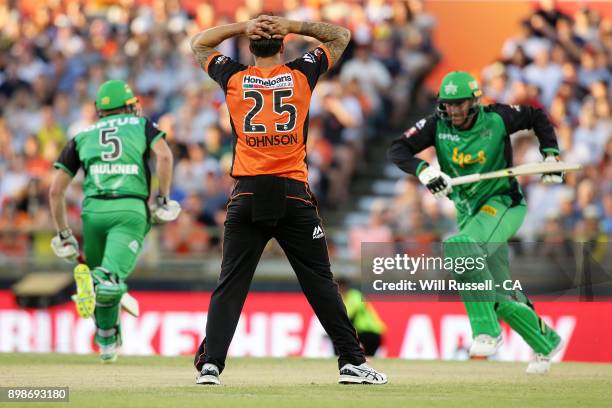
72,264,95,318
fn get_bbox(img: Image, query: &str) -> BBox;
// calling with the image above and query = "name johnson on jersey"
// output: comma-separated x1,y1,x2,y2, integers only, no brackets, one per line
246,134,299,148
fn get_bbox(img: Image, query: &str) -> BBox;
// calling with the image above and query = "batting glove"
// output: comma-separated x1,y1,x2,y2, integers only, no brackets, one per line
418,166,453,198
151,195,181,224
50,228,79,262
541,155,564,185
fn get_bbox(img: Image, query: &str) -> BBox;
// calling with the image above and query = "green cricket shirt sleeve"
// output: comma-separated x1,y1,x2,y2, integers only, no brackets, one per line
144,118,166,148
53,138,80,177
487,104,560,156
388,115,437,176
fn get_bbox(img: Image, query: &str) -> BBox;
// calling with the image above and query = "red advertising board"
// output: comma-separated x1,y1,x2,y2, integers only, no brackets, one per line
1,290,611,362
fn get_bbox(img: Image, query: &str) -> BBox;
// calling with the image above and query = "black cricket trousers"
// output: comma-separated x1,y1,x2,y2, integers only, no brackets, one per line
194,176,366,373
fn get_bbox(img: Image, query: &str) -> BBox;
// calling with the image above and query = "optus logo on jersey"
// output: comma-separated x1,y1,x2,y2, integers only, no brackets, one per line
438,133,460,142
83,117,139,132
243,74,294,89
451,147,486,167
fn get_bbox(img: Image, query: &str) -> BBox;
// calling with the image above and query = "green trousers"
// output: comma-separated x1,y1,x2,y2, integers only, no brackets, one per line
447,195,561,355
81,198,149,345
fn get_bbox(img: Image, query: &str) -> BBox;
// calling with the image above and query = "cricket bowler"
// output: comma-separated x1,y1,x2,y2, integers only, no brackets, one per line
190,15,387,385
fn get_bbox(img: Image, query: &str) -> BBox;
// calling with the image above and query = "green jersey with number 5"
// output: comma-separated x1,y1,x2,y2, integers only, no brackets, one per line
54,113,165,201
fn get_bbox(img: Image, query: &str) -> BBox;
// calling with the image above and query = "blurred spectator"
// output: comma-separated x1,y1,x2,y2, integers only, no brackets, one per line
570,101,610,165
577,49,610,88
523,46,563,108
530,0,571,38
340,43,392,116
15,47,49,84
349,199,393,259
173,143,219,196
37,105,66,152
317,80,364,205
602,188,612,235
501,20,550,61
203,125,232,161
173,87,219,144
538,211,574,258
0,155,29,206
67,103,97,139
574,205,607,252
481,62,511,104
0,62,31,102
162,211,211,255
201,172,230,227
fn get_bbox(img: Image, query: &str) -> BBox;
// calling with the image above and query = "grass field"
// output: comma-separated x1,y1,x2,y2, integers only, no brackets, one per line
1,354,612,407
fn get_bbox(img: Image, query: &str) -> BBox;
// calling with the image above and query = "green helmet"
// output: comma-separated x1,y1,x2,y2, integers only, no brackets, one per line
95,80,138,111
436,71,482,123
438,71,482,102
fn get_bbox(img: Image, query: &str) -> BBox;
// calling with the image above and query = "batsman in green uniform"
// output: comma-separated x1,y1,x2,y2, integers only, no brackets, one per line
389,71,564,374
49,80,180,362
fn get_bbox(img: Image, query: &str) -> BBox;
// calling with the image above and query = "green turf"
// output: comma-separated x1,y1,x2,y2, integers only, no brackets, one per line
1,353,611,407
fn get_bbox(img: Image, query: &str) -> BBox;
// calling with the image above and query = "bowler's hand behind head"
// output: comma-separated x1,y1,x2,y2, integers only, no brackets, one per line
245,17,274,40
253,15,292,40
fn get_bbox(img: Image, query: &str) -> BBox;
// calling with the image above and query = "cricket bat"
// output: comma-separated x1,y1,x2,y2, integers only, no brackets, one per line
120,292,140,317
449,162,582,187
72,292,139,317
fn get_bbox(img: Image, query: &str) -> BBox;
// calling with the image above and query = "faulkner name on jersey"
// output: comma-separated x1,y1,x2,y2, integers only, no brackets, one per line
90,163,139,175
246,133,299,148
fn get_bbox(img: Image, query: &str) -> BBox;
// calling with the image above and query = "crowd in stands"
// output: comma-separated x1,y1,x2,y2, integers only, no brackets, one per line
0,0,439,258
0,1,608,261
356,0,610,260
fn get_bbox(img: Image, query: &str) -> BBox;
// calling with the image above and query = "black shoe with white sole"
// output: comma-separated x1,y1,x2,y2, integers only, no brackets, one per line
196,363,220,385
338,363,388,384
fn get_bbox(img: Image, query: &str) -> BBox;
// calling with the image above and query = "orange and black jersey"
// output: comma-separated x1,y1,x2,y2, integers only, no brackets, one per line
203,45,332,183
